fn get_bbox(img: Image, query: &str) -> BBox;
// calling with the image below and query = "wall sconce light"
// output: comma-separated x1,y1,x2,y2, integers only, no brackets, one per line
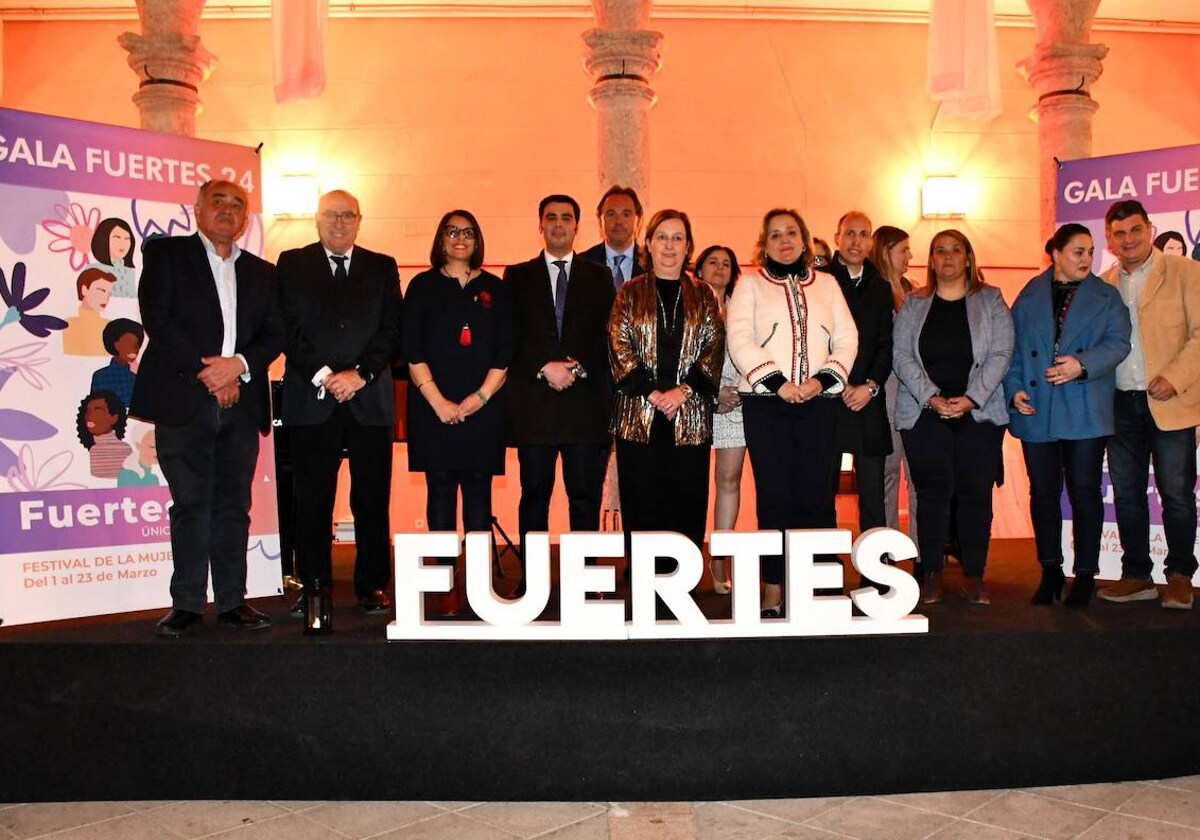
269,173,319,218
921,176,967,219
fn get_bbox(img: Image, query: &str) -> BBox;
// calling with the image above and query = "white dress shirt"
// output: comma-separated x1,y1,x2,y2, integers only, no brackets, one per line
197,231,249,380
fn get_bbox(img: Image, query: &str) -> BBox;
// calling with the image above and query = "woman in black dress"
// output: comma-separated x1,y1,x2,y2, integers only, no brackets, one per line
403,210,512,614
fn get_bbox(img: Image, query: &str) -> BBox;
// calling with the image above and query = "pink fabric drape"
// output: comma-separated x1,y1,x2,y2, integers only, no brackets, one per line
273,0,328,103
927,0,1001,120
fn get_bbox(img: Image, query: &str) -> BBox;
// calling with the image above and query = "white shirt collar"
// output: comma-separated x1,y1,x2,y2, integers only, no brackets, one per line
197,230,241,263
324,245,354,270
1119,252,1153,280
544,251,574,274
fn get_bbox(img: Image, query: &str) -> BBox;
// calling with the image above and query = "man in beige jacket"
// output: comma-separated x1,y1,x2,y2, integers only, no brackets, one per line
1098,199,1200,610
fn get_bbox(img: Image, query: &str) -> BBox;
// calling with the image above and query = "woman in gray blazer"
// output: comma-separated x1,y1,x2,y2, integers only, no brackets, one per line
893,230,1013,605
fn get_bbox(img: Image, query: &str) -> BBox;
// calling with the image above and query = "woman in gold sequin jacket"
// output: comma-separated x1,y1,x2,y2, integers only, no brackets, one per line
608,209,724,554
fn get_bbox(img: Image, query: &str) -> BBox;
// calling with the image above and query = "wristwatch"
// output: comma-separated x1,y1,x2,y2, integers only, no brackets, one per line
679,383,694,400
865,379,880,398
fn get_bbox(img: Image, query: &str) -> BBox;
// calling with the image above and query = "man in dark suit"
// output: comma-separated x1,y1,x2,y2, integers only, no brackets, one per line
580,185,644,543
276,190,403,630
818,211,894,585
131,180,284,638
505,194,616,596
579,185,643,288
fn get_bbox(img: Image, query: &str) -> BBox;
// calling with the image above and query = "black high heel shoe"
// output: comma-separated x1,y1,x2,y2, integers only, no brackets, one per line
1063,572,1095,608
1031,565,1065,605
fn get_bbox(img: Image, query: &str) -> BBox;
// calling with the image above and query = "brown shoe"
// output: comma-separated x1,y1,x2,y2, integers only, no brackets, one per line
1162,574,1194,611
1098,577,1158,603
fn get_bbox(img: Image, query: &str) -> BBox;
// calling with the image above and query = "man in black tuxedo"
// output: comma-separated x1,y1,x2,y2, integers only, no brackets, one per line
131,180,284,638
276,190,403,628
579,185,643,288
505,194,616,595
818,211,894,582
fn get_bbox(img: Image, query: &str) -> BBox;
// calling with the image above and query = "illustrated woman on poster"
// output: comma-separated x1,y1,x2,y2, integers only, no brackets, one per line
75,390,131,480
1154,230,1188,258
89,318,143,408
117,426,160,487
88,218,137,298
63,268,115,356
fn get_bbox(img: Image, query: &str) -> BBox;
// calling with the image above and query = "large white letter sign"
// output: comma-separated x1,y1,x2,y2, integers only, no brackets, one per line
558,532,626,639
627,532,708,639
392,531,458,630
387,528,929,641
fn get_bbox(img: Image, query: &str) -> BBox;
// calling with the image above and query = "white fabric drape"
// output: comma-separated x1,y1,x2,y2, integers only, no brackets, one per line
927,0,1001,120
273,0,328,103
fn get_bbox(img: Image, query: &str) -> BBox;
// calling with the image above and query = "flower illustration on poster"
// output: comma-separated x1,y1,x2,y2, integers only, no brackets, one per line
0,366,57,476
41,202,101,272
0,185,72,256
1,261,70,339
6,444,85,493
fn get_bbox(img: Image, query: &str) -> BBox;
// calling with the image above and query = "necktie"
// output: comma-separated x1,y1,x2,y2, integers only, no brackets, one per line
331,255,348,282
553,260,569,337
612,254,626,289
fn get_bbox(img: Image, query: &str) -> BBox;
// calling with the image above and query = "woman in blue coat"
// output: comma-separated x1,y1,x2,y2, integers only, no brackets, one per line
1006,223,1131,607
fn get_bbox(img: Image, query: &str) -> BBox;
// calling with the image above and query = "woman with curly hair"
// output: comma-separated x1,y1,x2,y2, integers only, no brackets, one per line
76,390,131,479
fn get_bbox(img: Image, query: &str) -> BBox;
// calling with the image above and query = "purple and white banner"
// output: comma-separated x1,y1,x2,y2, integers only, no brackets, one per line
0,108,279,626
1056,143,1200,581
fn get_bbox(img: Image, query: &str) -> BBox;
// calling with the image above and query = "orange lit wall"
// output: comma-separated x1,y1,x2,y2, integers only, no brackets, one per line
5,15,1199,540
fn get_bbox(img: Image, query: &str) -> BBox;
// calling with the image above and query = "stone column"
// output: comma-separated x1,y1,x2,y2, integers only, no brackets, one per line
582,0,662,201
1018,0,1108,244
118,0,216,137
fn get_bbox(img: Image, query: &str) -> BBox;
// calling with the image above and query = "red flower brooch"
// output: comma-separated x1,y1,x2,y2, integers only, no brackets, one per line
476,290,493,308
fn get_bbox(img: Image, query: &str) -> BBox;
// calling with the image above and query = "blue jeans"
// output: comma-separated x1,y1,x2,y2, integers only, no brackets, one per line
1020,437,1107,575
1107,391,1197,580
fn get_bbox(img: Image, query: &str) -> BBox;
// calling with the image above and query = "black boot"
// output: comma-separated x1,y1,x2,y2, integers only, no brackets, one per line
304,581,333,635
1031,565,1065,605
1063,572,1095,608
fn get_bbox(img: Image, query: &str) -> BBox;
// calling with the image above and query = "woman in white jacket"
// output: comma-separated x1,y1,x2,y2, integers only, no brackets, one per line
726,208,858,616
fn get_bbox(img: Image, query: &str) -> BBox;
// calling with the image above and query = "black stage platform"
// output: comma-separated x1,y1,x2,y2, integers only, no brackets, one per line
2,539,1198,802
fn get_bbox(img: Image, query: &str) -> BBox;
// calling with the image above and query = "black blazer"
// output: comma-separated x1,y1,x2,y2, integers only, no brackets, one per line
504,253,615,446
276,242,404,427
579,242,643,288
130,233,282,433
821,255,894,456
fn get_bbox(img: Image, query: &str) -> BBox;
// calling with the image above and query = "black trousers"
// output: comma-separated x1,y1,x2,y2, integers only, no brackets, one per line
156,399,260,614
832,447,886,533
743,396,838,585
289,403,393,598
615,435,710,552
425,470,493,566
517,443,608,539
901,411,1004,577
1021,437,1107,575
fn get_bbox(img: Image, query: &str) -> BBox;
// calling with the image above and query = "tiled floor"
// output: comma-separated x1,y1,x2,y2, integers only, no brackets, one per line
2,776,1198,839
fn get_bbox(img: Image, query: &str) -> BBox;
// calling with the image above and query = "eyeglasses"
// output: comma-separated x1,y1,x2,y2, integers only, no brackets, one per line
812,255,829,267
320,211,360,224
444,226,477,240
